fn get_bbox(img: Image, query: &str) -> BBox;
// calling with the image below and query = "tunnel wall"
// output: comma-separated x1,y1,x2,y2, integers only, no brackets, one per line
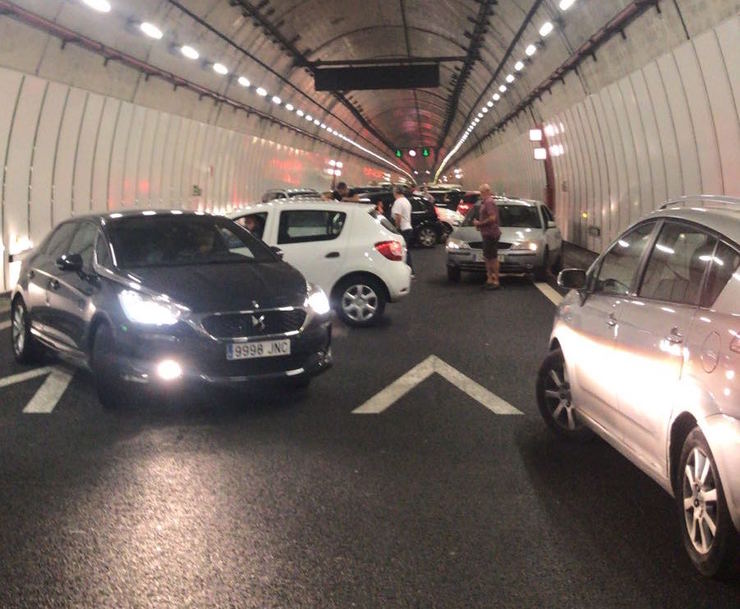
0,63,383,291
461,13,739,254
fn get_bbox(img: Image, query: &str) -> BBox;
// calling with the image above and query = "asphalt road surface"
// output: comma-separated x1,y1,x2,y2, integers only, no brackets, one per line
0,248,737,608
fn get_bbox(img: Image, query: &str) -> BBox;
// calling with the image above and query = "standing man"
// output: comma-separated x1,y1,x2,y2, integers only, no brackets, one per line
391,185,415,278
474,183,501,290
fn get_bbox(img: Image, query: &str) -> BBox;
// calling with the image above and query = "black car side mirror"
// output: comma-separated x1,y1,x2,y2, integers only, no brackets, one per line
56,253,83,272
270,246,284,260
557,268,587,290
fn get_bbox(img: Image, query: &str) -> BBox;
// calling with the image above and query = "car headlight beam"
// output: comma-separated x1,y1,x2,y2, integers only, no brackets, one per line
511,241,539,252
306,284,331,316
119,290,186,326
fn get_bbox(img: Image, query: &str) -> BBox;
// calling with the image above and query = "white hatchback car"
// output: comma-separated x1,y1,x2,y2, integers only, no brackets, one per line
538,196,739,577
230,200,411,326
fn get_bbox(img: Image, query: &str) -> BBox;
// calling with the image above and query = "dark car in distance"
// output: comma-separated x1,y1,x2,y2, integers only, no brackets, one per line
10,211,332,408
355,190,444,248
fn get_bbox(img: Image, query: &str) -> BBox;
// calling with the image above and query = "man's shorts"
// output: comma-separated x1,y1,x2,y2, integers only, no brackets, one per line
482,237,499,260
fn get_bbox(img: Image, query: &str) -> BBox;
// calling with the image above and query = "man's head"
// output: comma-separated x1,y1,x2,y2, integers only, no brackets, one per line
479,183,492,198
336,182,348,195
393,185,405,198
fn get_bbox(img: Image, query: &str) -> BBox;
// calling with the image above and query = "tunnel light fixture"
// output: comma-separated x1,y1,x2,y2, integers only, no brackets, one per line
529,128,543,142
409,149,417,157
305,114,313,121
477,112,483,118
82,0,111,12
514,61,525,72
487,100,494,108
534,147,547,160
506,74,515,84
320,123,327,129
180,45,199,60
482,107,489,113
296,109,304,117
238,76,250,87
525,44,537,56
213,63,228,75
271,95,282,105
499,85,507,93
140,22,163,40
539,22,554,37
559,0,576,10
285,103,294,111
256,87,268,97
313,119,321,125
493,93,501,101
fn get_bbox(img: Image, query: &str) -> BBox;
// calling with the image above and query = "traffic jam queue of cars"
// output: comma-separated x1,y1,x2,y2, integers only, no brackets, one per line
8,186,740,577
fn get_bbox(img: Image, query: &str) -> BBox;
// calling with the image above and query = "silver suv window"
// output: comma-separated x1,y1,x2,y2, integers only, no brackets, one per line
638,222,716,305
593,221,655,295
702,241,740,307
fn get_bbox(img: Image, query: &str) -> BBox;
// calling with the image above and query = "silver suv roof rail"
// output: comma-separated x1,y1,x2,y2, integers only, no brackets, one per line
659,195,740,211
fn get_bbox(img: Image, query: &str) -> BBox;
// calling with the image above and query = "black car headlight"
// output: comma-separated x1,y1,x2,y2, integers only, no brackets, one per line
118,289,188,326
305,283,331,316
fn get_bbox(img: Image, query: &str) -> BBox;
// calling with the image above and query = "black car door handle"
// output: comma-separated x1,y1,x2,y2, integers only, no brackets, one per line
28,270,35,279
325,252,340,259
49,279,60,291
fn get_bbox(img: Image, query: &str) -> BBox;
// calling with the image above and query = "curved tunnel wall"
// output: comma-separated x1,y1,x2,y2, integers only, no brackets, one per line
461,13,739,254
0,67,386,292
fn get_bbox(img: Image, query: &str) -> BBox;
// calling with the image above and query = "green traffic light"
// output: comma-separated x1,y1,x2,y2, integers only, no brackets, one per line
422,148,430,157
395,149,403,158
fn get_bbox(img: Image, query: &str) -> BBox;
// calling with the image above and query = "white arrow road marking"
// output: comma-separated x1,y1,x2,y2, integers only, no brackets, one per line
353,355,523,415
0,320,10,331
535,282,563,306
23,367,74,414
0,366,74,414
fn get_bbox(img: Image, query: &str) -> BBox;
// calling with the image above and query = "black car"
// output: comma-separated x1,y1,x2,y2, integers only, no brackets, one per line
10,211,332,408
356,191,444,248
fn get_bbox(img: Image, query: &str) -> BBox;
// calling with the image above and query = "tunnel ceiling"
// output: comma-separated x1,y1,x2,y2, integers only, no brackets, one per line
8,0,640,173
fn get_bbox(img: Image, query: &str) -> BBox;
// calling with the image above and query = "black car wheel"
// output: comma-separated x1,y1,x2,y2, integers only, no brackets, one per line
417,226,438,248
440,223,453,243
447,266,461,283
536,348,592,441
336,276,386,327
678,427,738,578
91,323,130,409
11,298,43,364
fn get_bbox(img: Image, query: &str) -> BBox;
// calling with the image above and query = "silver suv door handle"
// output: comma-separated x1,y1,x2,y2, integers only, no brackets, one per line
606,314,617,327
665,328,683,344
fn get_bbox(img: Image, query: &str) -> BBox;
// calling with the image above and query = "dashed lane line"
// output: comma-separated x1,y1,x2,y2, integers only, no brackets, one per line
0,367,53,389
534,282,563,306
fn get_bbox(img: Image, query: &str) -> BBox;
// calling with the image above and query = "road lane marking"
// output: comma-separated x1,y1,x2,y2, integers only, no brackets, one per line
23,367,74,413
0,320,10,331
0,366,75,413
535,282,563,306
0,367,53,388
353,355,523,415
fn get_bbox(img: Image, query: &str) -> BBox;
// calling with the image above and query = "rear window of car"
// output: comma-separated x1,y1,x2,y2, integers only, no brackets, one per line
498,205,542,228
370,209,399,234
277,210,347,244
701,241,740,307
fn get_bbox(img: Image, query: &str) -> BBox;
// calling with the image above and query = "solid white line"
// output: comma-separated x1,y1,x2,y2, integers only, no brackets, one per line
0,320,10,331
0,367,52,389
432,357,523,415
23,367,74,414
534,282,563,306
352,356,436,414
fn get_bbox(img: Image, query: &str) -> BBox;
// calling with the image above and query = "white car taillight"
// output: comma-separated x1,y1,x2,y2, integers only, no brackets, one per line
375,240,404,261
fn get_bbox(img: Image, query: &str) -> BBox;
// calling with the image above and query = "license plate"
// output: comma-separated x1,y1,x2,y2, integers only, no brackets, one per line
226,340,291,360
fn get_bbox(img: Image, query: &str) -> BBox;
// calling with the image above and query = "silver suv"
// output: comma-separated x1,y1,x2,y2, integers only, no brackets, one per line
537,196,739,577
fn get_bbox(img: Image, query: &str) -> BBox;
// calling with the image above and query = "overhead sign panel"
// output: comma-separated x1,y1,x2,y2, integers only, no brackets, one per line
314,64,440,91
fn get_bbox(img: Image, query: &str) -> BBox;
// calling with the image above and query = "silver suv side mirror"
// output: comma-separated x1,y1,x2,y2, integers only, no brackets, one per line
557,268,587,290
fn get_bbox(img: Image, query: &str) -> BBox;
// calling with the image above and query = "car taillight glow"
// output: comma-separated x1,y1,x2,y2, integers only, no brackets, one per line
375,240,404,261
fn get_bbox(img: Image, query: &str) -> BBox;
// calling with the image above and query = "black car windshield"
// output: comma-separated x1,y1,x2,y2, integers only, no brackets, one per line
462,204,541,228
107,215,277,269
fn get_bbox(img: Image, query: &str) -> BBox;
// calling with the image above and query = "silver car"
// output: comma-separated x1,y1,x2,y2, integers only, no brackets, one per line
538,195,739,577
445,197,562,282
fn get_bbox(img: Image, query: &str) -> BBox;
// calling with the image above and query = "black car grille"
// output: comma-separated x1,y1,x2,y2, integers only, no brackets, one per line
201,309,306,338
469,241,511,250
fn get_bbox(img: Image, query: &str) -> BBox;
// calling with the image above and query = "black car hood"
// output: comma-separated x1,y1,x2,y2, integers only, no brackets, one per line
121,261,307,313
